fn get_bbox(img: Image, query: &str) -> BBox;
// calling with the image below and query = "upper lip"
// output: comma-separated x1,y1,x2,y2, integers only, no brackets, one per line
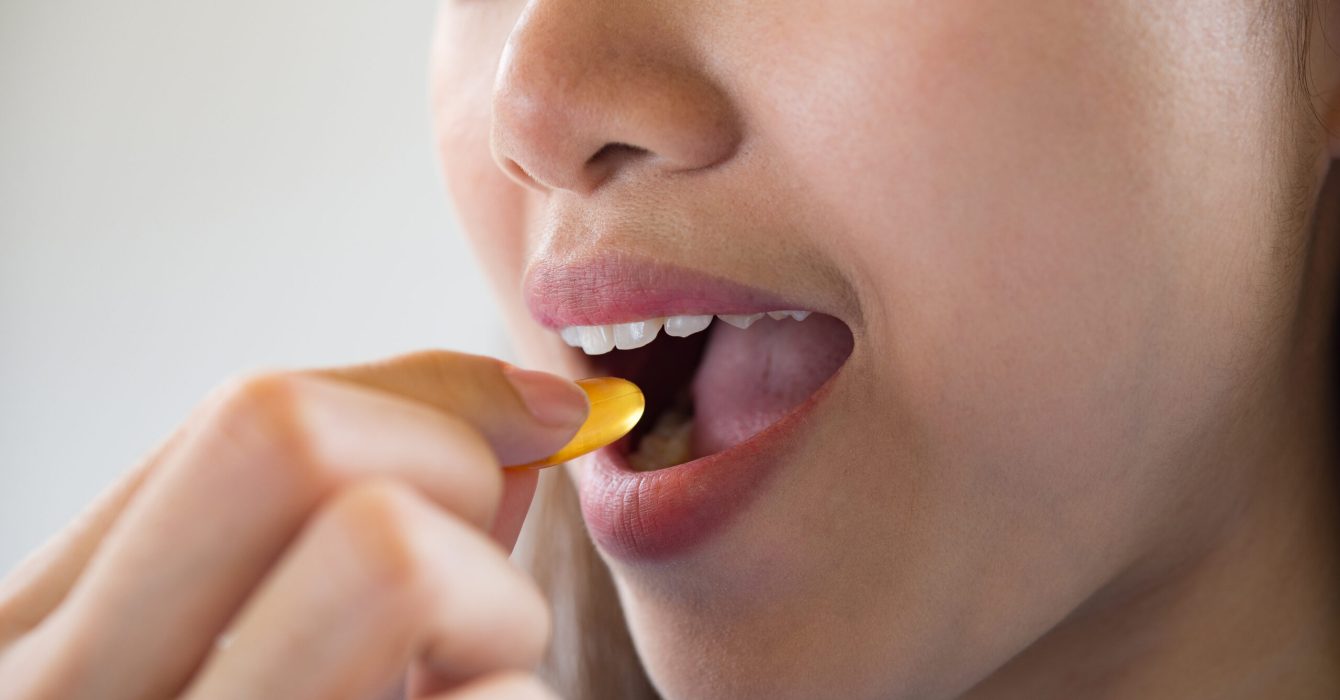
523,254,808,330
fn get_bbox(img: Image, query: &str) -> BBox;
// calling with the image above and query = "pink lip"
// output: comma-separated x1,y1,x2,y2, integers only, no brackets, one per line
526,253,850,560
579,371,842,561
524,256,798,328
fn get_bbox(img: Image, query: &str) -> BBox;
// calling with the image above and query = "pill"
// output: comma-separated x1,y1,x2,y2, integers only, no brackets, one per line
506,377,645,470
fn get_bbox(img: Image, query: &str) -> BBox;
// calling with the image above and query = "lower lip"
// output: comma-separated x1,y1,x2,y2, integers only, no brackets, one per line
577,368,845,562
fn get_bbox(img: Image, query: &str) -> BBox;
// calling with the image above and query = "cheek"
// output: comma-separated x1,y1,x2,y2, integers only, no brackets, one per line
431,3,535,326
738,0,1292,514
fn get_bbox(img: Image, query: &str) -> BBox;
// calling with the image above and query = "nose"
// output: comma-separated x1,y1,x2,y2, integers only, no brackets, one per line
490,1,741,195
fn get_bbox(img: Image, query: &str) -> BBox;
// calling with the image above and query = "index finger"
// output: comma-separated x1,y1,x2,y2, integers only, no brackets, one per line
8,351,589,700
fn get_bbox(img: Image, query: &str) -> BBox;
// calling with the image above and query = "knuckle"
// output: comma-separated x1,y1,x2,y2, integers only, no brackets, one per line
411,347,487,372
201,371,328,487
320,481,432,594
401,347,469,368
367,348,486,390
212,370,298,416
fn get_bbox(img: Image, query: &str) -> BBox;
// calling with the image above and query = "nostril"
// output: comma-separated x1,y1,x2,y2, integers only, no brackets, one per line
487,0,741,198
501,157,546,193
589,142,649,165
590,143,651,169
586,142,652,186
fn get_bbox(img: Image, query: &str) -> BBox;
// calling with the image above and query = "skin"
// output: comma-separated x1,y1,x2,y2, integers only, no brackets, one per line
1,2,1337,699
432,0,1340,698
0,354,580,699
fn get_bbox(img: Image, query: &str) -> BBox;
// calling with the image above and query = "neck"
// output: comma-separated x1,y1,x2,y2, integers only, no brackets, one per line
966,397,1339,699
965,164,1340,700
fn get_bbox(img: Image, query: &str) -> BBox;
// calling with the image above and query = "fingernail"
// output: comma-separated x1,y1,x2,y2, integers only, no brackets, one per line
506,377,645,470
502,365,590,428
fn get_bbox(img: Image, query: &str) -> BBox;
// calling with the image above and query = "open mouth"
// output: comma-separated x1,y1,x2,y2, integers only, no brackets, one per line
559,311,855,471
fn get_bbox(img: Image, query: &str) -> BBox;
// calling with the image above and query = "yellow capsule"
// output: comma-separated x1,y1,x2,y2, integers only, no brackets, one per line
506,377,645,470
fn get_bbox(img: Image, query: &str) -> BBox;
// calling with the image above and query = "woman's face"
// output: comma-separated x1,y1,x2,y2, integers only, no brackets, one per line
432,1,1330,697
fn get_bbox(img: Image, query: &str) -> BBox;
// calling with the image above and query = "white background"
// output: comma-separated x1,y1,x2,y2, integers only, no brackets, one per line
1,1,505,570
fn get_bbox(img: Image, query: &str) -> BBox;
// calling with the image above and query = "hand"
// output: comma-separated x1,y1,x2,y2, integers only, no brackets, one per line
0,351,588,699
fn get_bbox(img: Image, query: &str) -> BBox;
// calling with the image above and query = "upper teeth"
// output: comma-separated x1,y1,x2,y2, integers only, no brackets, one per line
559,311,812,355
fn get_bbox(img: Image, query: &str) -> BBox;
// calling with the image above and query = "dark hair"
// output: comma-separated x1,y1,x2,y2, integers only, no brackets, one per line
1290,0,1317,95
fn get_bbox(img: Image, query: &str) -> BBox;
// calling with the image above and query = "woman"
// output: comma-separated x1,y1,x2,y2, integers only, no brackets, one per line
2,1,1338,698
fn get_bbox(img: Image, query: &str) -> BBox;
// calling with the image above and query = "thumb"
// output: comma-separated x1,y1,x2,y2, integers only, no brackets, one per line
309,351,589,551
311,350,589,467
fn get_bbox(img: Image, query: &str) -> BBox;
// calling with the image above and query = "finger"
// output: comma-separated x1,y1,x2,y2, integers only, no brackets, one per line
318,352,559,551
20,358,583,700
181,481,551,700
311,350,587,466
425,671,559,700
488,468,539,552
319,352,575,550
0,433,174,644
0,350,565,632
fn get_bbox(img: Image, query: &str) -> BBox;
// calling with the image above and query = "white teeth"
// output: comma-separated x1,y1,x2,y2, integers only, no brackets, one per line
718,313,764,330
613,318,663,350
577,325,615,355
560,310,813,355
763,310,813,322
664,314,713,338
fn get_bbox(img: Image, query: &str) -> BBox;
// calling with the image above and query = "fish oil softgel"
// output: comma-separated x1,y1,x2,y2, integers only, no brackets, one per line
507,377,644,470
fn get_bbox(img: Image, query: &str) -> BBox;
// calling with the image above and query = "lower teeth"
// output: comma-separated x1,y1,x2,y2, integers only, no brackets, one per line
628,403,695,471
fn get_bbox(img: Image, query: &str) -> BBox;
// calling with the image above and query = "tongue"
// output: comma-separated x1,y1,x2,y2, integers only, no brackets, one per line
691,314,853,458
